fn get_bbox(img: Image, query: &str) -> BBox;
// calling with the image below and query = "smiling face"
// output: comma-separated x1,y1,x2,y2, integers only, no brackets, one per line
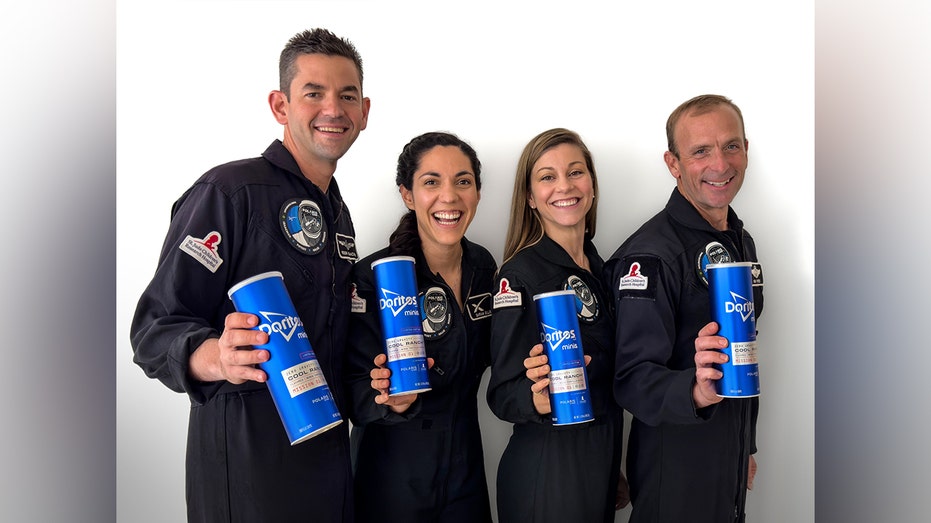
400,145,480,253
269,53,370,181
664,104,748,230
528,142,594,239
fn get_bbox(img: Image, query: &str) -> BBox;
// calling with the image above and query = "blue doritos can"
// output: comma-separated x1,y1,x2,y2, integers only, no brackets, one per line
707,262,761,398
371,256,432,396
533,289,594,426
228,271,343,445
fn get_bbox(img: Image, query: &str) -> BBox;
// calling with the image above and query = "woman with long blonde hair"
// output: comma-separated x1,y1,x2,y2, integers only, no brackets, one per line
487,128,628,522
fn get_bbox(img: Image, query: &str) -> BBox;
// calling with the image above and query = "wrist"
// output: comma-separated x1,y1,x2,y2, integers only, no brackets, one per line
189,338,221,382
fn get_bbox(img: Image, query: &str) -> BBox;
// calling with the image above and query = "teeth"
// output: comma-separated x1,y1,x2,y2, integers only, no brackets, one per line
434,211,461,222
552,198,579,208
317,126,345,133
706,178,730,187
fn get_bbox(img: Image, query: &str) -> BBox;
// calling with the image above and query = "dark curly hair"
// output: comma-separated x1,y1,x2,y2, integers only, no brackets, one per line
388,132,482,256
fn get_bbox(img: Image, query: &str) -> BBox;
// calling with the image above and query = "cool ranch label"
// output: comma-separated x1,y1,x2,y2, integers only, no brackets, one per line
383,330,427,361
281,359,327,398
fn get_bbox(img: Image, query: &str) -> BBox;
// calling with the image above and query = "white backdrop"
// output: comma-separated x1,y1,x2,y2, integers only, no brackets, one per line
117,1,814,521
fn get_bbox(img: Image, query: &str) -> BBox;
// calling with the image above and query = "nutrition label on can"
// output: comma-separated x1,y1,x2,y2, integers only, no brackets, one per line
385,335,426,361
282,359,327,398
730,341,758,365
548,367,588,394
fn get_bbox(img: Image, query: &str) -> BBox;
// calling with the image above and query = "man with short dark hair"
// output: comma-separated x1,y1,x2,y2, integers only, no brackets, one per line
130,28,370,521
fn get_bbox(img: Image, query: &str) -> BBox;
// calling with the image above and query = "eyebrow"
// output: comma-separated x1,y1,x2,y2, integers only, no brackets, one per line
299,82,361,94
690,137,742,151
417,170,475,179
534,160,585,174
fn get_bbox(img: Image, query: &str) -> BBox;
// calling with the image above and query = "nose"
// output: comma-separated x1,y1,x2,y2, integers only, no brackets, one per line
439,182,458,202
709,149,728,173
319,93,344,117
555,173,572,192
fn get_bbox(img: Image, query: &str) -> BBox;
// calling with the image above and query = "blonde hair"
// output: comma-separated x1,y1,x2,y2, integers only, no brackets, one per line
502,128,599,263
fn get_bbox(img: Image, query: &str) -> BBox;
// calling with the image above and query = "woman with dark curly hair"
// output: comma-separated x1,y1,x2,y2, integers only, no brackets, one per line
345,131,496,522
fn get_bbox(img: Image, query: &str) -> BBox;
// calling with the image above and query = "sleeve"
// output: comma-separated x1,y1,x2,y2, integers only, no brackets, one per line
343,262,420,426
129,182,242,405
486,271,548,425
606,253,712,426
749,396,759,454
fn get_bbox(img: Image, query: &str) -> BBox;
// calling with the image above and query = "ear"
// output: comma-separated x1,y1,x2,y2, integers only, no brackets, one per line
663,150,681,180
528,194,536,209
268,90,289,125
399,185,415,210
359,97,371,131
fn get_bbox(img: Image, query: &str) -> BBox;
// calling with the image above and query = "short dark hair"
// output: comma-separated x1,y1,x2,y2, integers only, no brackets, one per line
666,94,746,158
279,28,364,98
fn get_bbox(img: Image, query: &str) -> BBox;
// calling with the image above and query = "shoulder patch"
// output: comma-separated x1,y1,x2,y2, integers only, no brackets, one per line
350,283,366,313
179,231,224,273
617,256,659,300
493,278,523,309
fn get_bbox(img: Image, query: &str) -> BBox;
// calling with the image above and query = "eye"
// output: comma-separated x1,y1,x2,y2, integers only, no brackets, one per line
538,174,555,182
304,92,320,99
725,143,742,152
341,94,358,102
569,169,585,178
456,178,473,186
693,147,708,157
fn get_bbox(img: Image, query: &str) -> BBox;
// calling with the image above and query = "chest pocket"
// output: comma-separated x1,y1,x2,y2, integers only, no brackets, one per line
248,211,318,295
